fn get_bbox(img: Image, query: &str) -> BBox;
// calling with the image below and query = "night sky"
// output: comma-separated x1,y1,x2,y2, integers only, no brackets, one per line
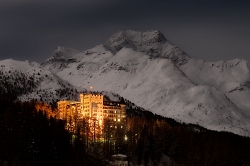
1,0,250,62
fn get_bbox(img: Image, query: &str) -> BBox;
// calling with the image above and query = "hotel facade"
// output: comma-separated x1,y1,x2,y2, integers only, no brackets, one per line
57,93,126,135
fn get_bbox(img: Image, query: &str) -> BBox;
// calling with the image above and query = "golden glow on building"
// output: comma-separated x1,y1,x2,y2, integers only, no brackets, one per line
57,93,126,137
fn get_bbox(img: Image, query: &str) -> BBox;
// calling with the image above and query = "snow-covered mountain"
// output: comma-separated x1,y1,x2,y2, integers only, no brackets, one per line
0,59,81,103
1,30,250,136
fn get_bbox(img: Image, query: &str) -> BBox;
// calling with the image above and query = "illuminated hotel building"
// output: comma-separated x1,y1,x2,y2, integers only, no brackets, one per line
57,93,126,133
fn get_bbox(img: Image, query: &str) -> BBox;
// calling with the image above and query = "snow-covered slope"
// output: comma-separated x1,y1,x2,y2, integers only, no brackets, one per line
0,59,83,102
178,59,250,111
1,30,250,136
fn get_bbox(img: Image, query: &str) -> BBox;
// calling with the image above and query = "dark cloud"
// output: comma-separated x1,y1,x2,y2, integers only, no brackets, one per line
0,0,250,62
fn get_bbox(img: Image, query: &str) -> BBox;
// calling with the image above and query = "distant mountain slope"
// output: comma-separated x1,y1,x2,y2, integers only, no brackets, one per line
179,59,250,112
1,30,250,136
0,59,81,103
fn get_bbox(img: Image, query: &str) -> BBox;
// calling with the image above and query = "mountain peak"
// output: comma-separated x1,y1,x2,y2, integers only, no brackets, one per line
53,46,81,59
104,30,136,53
123,30,167,44
103,30,189,64
104,30,167,53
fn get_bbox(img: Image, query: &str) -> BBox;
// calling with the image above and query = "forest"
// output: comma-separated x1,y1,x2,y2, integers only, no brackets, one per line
1,94,250,166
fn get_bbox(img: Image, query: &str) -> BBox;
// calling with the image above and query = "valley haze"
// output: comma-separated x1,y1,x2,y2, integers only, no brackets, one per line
1,30,250,137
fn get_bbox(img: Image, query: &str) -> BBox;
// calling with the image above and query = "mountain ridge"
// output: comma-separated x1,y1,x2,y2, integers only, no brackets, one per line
1,30,250,136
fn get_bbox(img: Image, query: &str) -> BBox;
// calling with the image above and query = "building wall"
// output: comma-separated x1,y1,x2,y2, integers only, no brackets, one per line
103,104,126,123
57,100,81,132
57,93,126,130
80,94,104,125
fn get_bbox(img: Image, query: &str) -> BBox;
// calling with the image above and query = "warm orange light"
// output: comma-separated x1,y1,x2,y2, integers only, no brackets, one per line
90,86,93,90
57,93,126,141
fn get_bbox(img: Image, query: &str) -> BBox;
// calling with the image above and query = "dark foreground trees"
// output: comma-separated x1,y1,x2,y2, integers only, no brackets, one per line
125,107,250,165
0,98,106,166
1,97,250,166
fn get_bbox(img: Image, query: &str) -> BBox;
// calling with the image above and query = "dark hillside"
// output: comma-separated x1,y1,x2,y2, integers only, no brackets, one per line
0,94,250,165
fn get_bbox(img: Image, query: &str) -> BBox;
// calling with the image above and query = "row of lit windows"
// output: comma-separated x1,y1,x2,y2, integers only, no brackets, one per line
61,109,126,114
103,106,121,109
90,96,102,99
83,105,90,108
93,102,102,104
108,114,121,117
92,110,104,113
83,109,126,115
108,118,121,122
103,110,121,114
110,125,123,128
91,113,124,117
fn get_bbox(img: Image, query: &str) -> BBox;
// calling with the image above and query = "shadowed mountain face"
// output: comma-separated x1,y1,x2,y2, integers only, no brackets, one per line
103,30,189,64
1,30,250,136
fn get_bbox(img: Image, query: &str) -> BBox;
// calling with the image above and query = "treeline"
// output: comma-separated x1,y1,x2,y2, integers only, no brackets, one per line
0,70,37,98
0,98,106,166
1,93,250,165
125,106,250,165
0,68,80,104
71,118,128,161
68,104,250,165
